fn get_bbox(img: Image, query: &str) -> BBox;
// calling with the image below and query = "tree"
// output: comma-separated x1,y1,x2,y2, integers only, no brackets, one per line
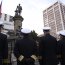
30,30,38,41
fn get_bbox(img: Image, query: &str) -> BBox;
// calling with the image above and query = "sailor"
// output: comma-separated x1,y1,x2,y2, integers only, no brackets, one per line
57,30,65,65
39,27,58,65
0,21,8,65
14,28,38,65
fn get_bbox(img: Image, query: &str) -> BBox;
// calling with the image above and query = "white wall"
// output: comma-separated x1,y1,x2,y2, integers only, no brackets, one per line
0,13,14,34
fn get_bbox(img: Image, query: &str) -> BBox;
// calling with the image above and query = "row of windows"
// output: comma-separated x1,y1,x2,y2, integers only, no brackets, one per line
63,21,65,29
44,22,49,26
48,15,54,22
47,9,54,22
43,13,47,19
4,14,13,22
49,22,56,31
57,24,62,31
54,6,59,11
0,14,13,22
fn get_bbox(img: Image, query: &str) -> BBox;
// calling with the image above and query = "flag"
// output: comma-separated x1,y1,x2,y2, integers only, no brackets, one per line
0,1,2,17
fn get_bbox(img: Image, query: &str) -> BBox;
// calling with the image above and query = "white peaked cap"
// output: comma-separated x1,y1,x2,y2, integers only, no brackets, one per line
43,27,51,30
21,28,31,34
0,21,3,25
59,30,65,36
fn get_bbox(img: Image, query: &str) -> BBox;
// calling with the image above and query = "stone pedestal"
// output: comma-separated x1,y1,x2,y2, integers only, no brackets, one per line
13,15,24,34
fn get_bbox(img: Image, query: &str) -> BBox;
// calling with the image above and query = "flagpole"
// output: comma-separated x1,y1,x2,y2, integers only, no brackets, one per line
0,0,3,3
0,0,2,17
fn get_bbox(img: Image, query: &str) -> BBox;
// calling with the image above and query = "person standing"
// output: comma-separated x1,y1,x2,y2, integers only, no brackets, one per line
0,22,8,65
39,27,58,65
14,28,38,65
57,30,65,65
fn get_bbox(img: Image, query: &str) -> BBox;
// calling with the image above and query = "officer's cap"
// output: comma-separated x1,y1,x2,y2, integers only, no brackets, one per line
59,30,65,36
43,27,51,31
21,28,31,34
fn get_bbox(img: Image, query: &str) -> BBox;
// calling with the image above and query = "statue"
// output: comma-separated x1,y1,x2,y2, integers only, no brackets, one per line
15,4,22,16
15,8,18,16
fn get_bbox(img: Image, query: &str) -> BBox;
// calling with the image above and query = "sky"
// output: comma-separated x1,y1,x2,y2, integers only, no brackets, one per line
1,0,65,35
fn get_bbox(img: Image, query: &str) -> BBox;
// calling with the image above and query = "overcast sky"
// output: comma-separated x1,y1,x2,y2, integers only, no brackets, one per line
1,0,65,35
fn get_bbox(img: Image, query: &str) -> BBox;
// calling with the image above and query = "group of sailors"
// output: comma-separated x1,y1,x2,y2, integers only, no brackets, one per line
0,21,65,65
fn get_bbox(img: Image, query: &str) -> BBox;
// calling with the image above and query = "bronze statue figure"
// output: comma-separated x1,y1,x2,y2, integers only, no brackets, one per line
15,4,22,16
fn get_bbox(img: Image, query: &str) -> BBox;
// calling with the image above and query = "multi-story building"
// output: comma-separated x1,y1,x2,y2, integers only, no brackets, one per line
0,13,14,34
43,1,65,37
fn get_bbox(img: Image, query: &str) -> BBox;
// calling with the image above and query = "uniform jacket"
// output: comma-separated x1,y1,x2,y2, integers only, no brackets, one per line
58,38,65,62
0,33,8,59
39,34,58,65
14,37,37,59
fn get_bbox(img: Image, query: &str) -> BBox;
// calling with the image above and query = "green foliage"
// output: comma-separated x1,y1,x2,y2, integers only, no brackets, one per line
30,30,38,41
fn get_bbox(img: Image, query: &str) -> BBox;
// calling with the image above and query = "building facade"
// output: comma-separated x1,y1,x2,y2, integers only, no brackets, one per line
0,13,14,34
43,1,65,37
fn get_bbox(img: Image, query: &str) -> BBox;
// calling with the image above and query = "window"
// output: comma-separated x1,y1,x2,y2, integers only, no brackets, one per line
4,14,7,21
9,16,13,22
0,13,2,18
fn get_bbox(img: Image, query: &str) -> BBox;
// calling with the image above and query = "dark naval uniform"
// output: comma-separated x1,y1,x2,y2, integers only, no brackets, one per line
39,34,58,65
39,27,58,65
58,39,65,65
0,32,8,65
0,22,8,65
57,30,65,65
14,28,37,65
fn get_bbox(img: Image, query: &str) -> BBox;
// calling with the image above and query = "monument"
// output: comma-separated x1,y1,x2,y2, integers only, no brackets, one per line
13,4,24,36
7,4,24,65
